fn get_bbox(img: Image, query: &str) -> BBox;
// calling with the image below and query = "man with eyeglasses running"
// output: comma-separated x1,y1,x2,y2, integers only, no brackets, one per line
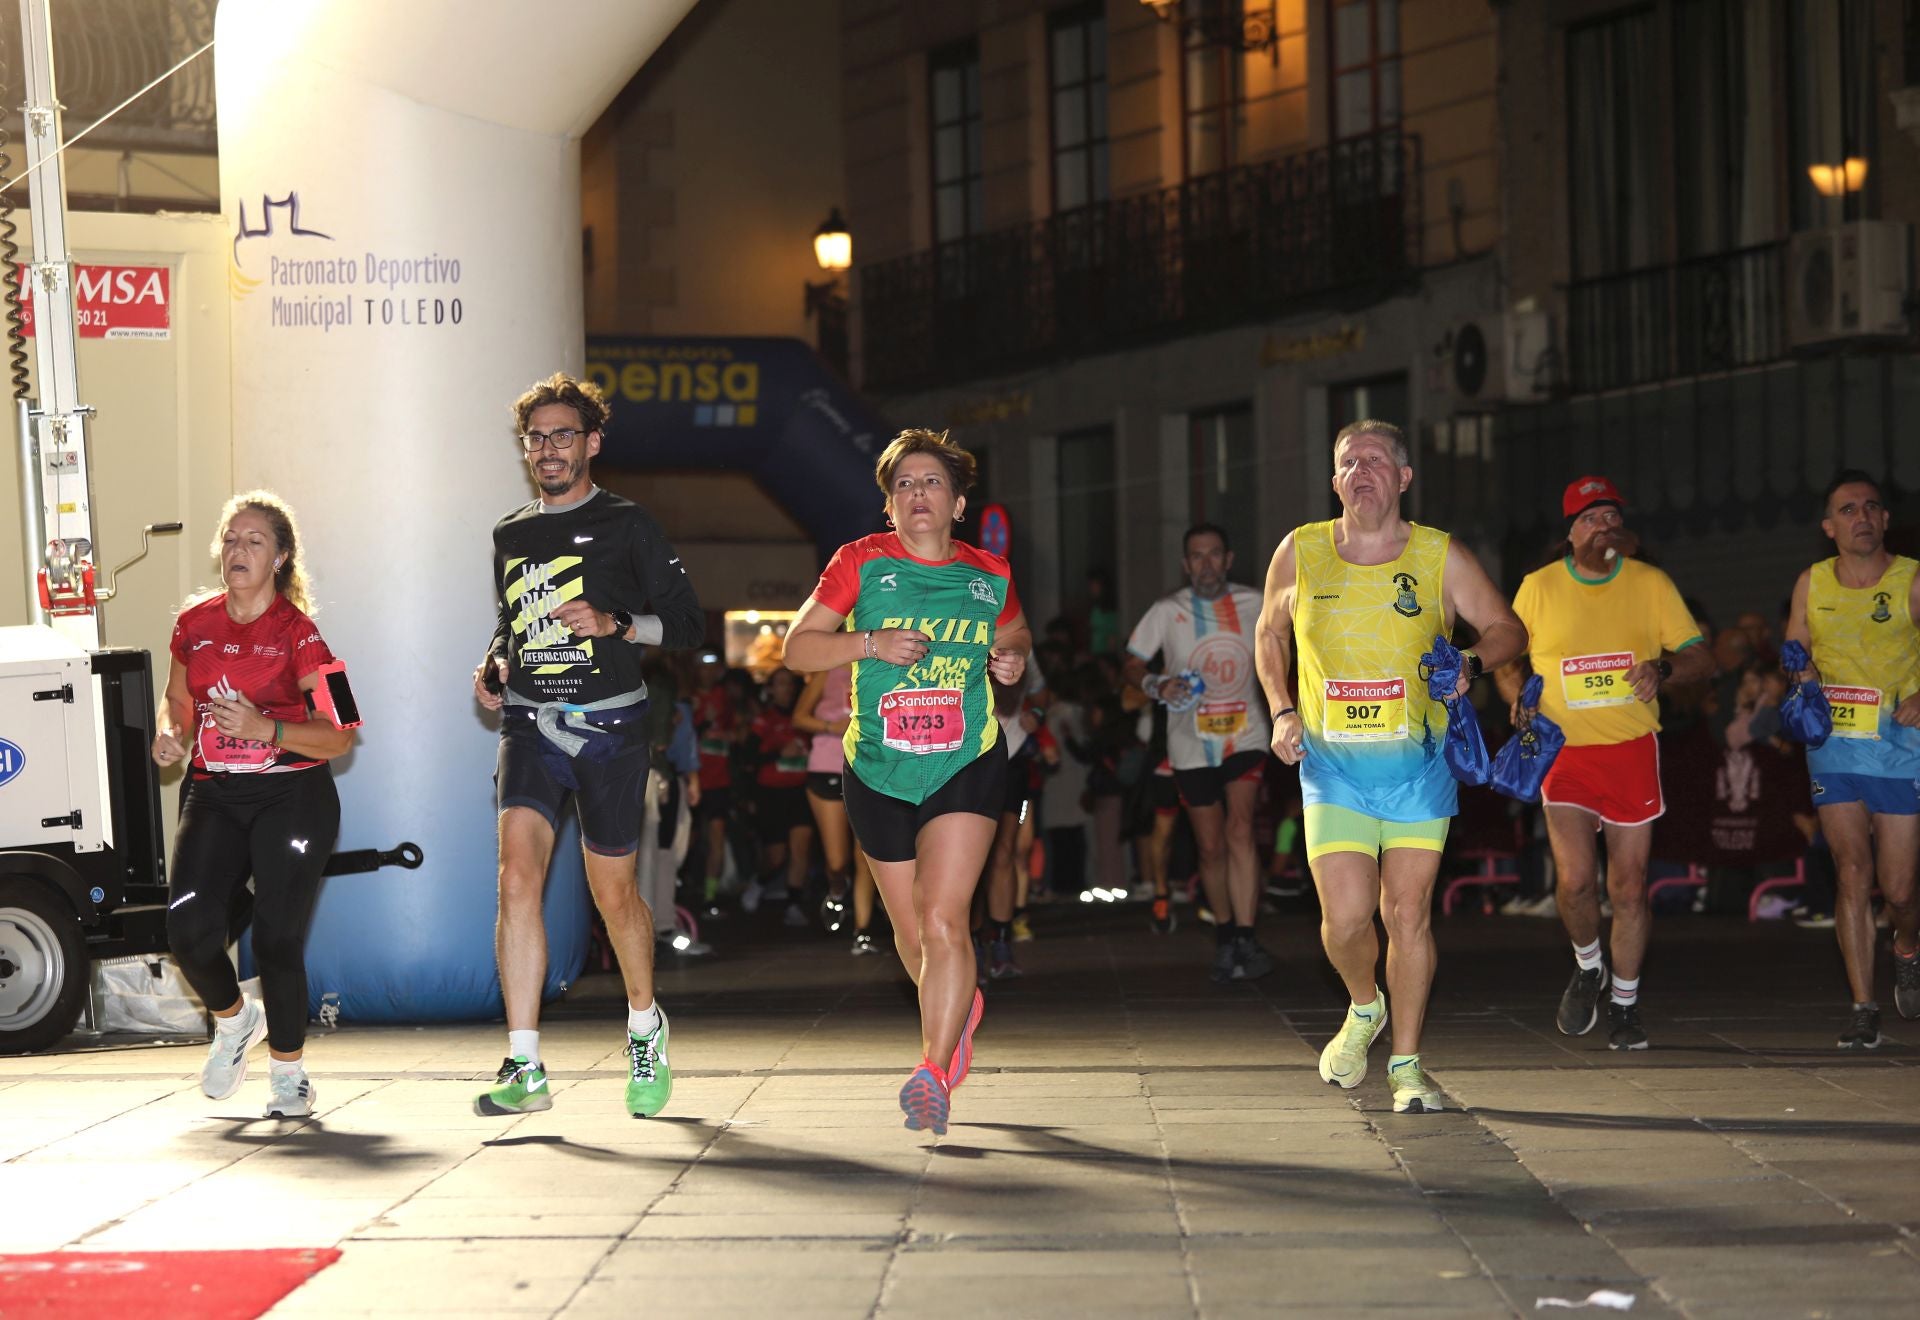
472,372,704,1118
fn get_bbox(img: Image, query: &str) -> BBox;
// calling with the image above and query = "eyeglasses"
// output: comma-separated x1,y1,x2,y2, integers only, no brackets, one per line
519,428,584,453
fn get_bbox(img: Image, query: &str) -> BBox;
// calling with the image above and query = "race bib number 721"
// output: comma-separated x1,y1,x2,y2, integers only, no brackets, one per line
1824,685,1882,740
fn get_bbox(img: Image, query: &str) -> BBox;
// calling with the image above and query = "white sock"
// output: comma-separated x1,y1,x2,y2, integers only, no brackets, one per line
1573,939,1604,972
1350,990,1383,1019
1610,974,1639,1006
508,1029,541,1064
216,1001,255,1033
268,1056,303,1078
628,1003,661,1037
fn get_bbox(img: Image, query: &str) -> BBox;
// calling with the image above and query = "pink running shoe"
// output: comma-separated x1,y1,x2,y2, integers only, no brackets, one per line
947,988,985,1089
898,1060,951,1135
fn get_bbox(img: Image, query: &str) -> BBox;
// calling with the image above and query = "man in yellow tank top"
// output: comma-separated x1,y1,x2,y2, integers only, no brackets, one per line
1495,477,1713,1053
1256,421,1528,1113
1783,469,1920,1049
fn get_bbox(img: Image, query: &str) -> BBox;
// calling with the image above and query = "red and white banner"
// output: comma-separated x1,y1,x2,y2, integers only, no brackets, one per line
16,263,171,339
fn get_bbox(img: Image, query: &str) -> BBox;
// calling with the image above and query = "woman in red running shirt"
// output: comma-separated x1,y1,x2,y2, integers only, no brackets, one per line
151,493,356,1119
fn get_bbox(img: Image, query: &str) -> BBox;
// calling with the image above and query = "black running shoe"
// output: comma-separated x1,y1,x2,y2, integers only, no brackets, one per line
1894,950,1920,1020
1837,1003,1882,1050
1606,1001,1648,1051
1209,941,1238,985
1556,965,1606,1036
1234,935,1275,980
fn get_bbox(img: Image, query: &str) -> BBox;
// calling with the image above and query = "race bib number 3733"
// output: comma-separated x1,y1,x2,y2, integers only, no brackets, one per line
1322,678,1408,743
879,688,966,755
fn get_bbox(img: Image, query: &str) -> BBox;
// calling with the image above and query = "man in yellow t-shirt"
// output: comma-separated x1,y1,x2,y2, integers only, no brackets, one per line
1497,477,1712,1052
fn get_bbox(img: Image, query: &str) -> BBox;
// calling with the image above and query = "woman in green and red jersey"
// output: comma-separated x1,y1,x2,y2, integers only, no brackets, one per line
785,429,1031,1136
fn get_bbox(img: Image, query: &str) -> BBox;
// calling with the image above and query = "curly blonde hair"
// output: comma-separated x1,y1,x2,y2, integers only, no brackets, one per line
208,490,315,614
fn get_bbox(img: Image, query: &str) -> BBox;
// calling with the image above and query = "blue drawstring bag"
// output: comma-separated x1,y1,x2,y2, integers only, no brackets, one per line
1776,639,1831,749
1420,635,1491,786
1490,673,1566,803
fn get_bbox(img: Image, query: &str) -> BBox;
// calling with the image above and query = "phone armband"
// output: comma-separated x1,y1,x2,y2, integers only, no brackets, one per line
311,660,363,729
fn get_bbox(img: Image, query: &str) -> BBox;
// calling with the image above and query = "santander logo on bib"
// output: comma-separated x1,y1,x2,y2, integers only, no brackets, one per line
197,675,277,773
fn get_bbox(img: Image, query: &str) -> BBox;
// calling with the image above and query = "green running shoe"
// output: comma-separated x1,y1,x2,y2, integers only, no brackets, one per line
1318,991,1388,1089
625,1009,672,1118
474,1055,551,1116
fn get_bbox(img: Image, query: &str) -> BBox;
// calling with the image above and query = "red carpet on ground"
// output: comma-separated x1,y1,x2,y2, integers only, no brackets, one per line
0,1249,340,1318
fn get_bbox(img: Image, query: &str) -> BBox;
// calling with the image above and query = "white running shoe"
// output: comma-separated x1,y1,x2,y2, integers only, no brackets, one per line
265,1069,316,1118
201,1000,268,1100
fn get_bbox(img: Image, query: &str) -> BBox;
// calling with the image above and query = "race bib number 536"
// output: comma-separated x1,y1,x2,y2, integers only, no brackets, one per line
879,688,966,755
1561,652,1635,708
1322,678,1408,743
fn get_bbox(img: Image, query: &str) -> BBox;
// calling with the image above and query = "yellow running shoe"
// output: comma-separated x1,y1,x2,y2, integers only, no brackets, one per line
1317,991,1387,1089
1389,1060,1446,1114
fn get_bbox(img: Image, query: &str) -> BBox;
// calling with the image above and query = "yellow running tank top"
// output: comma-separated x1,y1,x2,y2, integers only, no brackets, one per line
1294,520,1456,820
1805,555,1920,777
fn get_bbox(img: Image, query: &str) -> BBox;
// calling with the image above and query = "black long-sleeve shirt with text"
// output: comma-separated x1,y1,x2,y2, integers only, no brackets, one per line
487,489,703,705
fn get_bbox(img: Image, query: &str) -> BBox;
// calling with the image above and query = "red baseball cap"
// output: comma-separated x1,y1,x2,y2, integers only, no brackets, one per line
1562,475,1624,519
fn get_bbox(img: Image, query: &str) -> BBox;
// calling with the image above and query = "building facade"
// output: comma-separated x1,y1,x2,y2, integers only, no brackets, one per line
838,0,1920,635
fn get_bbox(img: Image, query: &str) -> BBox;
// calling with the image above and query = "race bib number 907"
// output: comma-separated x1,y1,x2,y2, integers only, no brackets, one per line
879,688,966,755
1321,678,1408,743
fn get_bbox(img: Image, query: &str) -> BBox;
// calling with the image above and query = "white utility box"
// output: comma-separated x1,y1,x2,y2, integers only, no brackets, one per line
0,625,112,852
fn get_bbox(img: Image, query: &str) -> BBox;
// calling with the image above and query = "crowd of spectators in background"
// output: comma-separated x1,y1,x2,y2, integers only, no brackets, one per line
600,556,1865,972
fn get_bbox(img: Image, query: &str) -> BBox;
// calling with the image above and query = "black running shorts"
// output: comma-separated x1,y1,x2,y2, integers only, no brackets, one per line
497,713,651,856
844,740,1008,863
1174,749,1268,810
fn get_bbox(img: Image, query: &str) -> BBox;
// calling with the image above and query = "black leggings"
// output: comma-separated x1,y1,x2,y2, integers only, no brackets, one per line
167,769,339,1053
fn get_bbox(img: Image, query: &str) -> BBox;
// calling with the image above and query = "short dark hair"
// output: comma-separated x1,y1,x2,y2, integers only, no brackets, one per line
875,428,978,496
1824,468,1883,509
513,371,611,435
1183,523,1230,555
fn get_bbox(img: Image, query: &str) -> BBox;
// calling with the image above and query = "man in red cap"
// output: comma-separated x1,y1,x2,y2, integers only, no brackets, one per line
1495,476,1714,1049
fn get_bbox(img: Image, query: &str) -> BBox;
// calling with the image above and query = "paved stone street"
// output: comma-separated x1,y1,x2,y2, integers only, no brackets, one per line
4,902,1919,1317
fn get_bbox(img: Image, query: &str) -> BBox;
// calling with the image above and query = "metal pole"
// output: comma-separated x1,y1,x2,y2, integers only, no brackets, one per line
15,397,46,625
17,0,98,649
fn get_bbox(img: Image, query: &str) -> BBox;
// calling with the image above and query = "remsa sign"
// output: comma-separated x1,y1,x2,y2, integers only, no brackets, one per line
16,263,171,340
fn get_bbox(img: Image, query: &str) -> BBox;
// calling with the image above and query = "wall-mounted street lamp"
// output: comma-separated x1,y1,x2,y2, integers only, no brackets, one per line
812,207,851,273
1807,157,1869,198
1138,0,1278,61
806,207,851,375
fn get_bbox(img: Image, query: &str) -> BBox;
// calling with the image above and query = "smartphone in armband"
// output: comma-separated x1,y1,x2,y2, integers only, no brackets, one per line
311,660,363,729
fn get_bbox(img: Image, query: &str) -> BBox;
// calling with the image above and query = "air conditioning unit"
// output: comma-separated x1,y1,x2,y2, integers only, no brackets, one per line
1787,221,1912,347
1430,309,1551,407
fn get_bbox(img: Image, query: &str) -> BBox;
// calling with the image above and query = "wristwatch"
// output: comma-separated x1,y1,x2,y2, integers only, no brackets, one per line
1655,657,1673,683
609,609,634,640
1462,650,1484,682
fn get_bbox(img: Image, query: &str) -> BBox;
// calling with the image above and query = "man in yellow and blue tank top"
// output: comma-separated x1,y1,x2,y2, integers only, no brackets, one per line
1496,477,1713,1054
1783,470,1920,1049
1256,421,1528,1114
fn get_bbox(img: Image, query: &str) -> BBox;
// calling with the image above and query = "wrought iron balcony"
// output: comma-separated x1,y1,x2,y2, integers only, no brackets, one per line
860,131,1422,394
0,0,216,153
1566,241,1786,394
